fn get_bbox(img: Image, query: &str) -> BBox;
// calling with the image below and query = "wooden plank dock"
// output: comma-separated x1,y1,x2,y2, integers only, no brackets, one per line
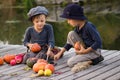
0,45,120,80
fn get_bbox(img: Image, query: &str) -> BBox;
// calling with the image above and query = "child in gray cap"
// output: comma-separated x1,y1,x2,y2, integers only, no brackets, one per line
22,6,59,64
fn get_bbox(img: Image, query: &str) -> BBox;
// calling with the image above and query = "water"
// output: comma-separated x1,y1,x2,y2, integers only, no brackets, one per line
0,2,120,50
0,5,64,45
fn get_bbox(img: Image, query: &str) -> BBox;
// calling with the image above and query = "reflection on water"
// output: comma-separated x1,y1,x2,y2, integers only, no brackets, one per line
0,4,120,50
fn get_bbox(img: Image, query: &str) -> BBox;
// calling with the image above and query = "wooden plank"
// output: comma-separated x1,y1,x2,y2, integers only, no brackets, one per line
102,50,118,56
0,46,26,56
0,64,29,79
0,65,24,73
75,53,120,80
0,63,10,70
7,51,74,79
56,51,120,80
0,45,120,80
0,65,26,79
2,68,32,80
90,65,120,80
55,49,110,66
48,50,109,78
0,45,23,53
15,69,34,78
0,45,9,49
47,50,109,79
8,77,32,80
47,50,110,79
105,72,120,80
0,45,21,52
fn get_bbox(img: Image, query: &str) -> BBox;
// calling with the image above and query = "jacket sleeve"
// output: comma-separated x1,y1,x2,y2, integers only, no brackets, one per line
23,27,31,47
87,24,102,50
47,24,55,48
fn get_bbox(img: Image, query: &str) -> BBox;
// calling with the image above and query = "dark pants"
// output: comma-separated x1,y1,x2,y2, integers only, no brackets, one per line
22,46,48,64
22,46,63,64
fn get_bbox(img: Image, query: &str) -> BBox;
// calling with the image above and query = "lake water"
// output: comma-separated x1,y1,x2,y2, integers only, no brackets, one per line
0,4,120,50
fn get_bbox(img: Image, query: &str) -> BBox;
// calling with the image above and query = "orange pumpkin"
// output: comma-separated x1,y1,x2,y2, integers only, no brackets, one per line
33,62,47,73
3,54,15,64
30,43,41,53
74,42,81,50
0,57,4,65
37,59,48,64
45,64,55,73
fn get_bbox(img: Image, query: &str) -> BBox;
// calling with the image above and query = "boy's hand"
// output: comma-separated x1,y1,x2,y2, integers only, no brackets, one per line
75,45,93,55
46,50,54,56
46,45,54,58
54,52,61,60
75,44,86,54
27,43,34,50
46,50,51,56
54,48,66,61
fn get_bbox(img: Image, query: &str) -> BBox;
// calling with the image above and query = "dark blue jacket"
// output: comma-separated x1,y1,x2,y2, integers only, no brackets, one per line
23,24,55,48
64,21,102,51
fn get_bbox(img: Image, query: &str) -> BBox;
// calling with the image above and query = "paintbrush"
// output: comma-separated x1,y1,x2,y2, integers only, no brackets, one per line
46,45,51,62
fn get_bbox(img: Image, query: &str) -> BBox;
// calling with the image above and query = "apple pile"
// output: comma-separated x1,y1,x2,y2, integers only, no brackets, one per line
10,53,24,66
32,59,55,76
3,53,24,66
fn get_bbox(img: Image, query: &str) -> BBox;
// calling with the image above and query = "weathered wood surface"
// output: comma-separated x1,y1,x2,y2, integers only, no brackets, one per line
0,45,120,80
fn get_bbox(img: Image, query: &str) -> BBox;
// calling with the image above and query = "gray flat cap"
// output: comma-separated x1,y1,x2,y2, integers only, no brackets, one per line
27,6,48,21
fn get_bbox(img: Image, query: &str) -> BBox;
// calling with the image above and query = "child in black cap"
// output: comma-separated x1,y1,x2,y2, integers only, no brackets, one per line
22,6,57,64
54,4,104,72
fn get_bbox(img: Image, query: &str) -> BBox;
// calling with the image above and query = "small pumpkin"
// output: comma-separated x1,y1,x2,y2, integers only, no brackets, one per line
26,58,38,68
74,42,81,50
30,43,41,53
45,64,55,73
37,59,48,64
0,57,4,65
3,54,15,64
33,62,47,73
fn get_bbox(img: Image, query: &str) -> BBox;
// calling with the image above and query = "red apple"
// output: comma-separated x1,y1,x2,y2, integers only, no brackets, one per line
10,59,16,66
15,56,22,64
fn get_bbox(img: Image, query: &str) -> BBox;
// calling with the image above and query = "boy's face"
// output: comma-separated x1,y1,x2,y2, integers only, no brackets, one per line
67,19,78,27
33,14,46,30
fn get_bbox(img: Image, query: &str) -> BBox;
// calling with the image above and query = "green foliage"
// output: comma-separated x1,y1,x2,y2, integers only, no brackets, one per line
15,0,23,6
22,0,37,11
60,1,69,7
47,21,73,47
22,0,37,19
87,13,120,50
